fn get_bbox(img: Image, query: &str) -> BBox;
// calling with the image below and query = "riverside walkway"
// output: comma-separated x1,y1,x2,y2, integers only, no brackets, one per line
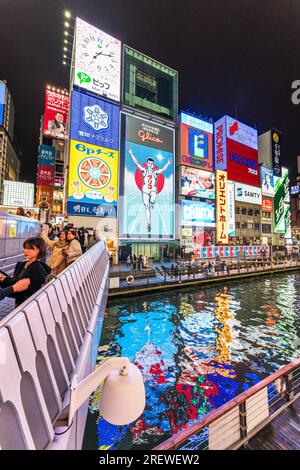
109,257,300,297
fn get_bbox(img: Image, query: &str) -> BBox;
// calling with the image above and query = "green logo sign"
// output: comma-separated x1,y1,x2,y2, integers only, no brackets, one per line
77,72,91,85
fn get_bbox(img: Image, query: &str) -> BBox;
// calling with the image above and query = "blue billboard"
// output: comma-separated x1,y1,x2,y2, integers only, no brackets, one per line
70,89,119,150
0,82,6,127
181,199,215,227
119,114,175,240
67,201,117,218
38,144,55,166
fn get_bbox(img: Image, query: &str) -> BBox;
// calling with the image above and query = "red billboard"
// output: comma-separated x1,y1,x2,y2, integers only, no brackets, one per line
43,88,69,140
37,165,55,187
262,198,273,212
227,139,259,187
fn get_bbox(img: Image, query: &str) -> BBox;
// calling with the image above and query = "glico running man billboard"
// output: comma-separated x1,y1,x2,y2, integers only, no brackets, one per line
67,140,118,217
180,112,214,172
119,114,175,239
70,90,119,149
214,115,259,187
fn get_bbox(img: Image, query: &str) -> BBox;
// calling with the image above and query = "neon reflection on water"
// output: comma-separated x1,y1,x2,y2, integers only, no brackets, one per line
85,274,300,450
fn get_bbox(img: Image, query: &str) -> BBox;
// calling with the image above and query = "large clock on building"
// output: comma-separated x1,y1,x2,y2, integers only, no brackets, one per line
74,17,121,102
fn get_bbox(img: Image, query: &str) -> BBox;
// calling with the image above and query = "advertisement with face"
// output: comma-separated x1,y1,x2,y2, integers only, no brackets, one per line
180,167,215,199
43,89,69,140
181,200,215,227
227,139,260,186
181,113,214,171
119,114,174,239
261,166,274,197
67,139,118,216
70,90,119,149
74,18,121,102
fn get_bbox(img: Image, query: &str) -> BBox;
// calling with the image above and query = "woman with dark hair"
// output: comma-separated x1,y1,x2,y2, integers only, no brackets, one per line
16,207,26,216
63,229,82,265
0,237,51,306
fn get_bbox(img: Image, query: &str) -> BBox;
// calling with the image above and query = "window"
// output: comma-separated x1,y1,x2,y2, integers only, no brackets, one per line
236,222,240,229
262,224,271,233
248,223,254,230
241,208,247,215
242,222,247,229
255,223,260,231
248,209,253,216
255,210,260,216
235,207,240,214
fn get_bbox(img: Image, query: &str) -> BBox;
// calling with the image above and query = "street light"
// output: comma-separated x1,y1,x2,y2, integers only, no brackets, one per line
64,10,71,19
68,357,145,426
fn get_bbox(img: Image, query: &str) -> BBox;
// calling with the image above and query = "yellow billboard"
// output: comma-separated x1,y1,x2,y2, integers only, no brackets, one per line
216,170,228,244
68,139,118,213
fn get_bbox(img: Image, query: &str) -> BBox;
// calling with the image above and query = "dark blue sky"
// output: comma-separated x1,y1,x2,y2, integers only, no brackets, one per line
0,0,299,182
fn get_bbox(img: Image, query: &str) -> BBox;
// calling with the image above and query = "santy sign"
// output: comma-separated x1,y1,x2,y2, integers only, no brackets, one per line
234,182,262,205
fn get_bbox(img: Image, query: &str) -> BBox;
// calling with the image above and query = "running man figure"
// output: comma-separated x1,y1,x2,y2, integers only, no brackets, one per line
128,147,171,232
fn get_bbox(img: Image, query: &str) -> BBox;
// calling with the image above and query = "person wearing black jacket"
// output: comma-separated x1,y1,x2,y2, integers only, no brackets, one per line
0,237,50,307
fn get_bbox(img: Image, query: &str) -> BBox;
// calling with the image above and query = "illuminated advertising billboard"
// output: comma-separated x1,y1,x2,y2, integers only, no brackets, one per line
261,166,274,197
37,166,55,187
225,116,258,150
180,113,213,171
234,182,262,205
38,145,55,167
180,166,215,199
274,167,290,233
70,90,119,149
291,185,300,195
227,139,259,186
271,130,282,178
74,18,121,102
214,115,259,186
0,81,5,127
3,181,34,208
124,46,178,120
228,180,235,236
181,200,215,227
43,88,69,140
262,198,273,212
67,139,118,217
119,114,175,239
36,186,54,209
216,170,228,244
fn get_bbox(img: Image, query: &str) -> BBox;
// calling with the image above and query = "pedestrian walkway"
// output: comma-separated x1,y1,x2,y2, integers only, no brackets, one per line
0,298,15,320
246,397,300,450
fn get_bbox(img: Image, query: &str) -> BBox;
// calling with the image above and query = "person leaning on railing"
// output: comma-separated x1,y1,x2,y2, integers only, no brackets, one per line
0,237,51,306
41,229,69,275
63,229,82,265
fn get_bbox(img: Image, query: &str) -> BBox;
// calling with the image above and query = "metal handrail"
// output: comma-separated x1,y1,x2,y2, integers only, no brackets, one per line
154,357,300,450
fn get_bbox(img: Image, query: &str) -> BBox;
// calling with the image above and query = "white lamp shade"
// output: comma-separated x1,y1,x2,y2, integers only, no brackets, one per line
99,363,145,425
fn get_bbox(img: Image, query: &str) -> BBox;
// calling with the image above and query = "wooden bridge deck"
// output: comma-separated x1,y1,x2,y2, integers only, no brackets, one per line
246,397,300,450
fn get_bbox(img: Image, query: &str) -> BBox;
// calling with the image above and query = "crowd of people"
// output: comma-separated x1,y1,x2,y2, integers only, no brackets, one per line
0,220,102,308
126,254,154,271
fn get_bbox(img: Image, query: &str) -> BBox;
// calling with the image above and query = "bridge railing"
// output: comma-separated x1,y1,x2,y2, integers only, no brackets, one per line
154,357,300,451
0,241,109,450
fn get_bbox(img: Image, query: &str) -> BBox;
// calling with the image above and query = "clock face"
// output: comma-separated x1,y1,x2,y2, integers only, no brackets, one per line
74,18,121,102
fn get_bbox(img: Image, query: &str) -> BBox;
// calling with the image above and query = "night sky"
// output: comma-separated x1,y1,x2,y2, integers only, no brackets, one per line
0,0,299,183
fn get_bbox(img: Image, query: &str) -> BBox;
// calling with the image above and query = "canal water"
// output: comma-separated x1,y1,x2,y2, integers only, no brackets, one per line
83,272,300,450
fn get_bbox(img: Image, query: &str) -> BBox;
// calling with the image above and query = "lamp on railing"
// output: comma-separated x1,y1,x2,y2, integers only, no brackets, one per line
68,357,145,427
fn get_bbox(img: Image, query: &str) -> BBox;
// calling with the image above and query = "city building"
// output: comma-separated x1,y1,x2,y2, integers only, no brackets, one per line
37,86,69,222
0,80,20,204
